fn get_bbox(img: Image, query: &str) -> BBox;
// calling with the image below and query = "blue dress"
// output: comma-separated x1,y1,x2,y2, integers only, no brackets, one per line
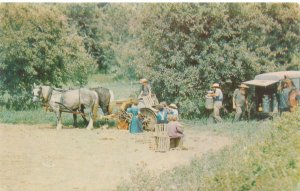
127,106,143,133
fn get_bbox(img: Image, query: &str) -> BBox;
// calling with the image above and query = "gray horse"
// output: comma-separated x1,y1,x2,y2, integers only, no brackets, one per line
72,87,114,126
90,87,114,115
32,84,98,130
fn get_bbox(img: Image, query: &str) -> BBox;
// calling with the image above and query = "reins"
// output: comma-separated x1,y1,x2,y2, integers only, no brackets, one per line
41,86,53,112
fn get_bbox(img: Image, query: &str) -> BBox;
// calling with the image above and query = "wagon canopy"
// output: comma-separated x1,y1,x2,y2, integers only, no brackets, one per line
243,80,278,87
243,71,300,87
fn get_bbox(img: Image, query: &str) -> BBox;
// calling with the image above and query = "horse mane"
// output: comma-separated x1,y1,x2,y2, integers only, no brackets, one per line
53,88,68,93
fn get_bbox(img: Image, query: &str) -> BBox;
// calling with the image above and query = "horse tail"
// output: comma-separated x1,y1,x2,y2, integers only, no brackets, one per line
108,90,115,114
109,90,115,102
92,92,99,121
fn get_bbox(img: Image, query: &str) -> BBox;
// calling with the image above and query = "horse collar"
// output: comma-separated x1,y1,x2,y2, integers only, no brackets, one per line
44,87,53,103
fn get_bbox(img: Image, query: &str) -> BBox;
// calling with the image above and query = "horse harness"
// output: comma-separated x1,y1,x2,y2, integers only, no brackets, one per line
42,86,53,112
41,87,86,116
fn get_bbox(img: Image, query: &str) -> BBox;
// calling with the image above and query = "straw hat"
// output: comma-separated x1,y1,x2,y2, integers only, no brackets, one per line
139,78,148,83
160,101,167,107
238,84,249,89
211,83,220,88
157,104,164,111
169,103,177,109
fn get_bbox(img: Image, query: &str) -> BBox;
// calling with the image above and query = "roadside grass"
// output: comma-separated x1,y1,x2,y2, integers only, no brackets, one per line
0,108,60,125
0,108,116,128
182,118,272,140
117,110,300,191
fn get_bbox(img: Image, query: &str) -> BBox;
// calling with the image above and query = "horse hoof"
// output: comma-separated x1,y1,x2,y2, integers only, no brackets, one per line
87,126,93,130
57,125,63,130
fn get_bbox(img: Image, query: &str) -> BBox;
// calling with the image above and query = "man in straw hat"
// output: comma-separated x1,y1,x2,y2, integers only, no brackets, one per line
208,83,223,123
232,83,249,122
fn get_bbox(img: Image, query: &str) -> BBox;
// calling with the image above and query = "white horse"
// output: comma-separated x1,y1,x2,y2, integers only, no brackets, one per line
32,84,98,130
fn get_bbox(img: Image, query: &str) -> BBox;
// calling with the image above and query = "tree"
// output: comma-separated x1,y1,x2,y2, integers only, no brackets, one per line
0,4,96,109
132,3,300,118
63,3,140,77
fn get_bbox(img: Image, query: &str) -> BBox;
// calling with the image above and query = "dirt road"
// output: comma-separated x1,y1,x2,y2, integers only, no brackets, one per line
0,123,231,191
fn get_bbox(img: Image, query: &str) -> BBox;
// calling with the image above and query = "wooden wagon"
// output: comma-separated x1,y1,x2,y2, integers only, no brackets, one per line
243,71,300,119
103,94,160,131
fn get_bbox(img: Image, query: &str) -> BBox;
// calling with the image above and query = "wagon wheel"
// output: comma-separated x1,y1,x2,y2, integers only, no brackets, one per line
140,108,157,131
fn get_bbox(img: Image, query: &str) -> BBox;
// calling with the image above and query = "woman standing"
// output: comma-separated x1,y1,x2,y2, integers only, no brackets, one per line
126,101,143,133
138,78,151,97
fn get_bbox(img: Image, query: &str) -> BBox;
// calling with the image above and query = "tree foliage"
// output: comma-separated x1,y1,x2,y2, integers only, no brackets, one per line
63,3,139,77
0,4,96,109
0,3,299,115
132,3,300,118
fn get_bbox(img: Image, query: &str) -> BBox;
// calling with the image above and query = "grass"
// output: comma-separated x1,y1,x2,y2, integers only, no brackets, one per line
182,119,271,139
0,108,58,125
0,108,116,128
117,111,300,191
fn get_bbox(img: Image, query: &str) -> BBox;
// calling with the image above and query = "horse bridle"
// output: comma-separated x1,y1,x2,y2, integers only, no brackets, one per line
34,86,53,107
43,87,54,112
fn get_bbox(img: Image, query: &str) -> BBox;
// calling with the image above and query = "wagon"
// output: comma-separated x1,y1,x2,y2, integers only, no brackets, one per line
242,71,300,118
106,94,160,131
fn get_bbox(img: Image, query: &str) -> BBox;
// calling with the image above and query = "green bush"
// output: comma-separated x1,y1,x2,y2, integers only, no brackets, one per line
0,91,36,110
0,108,116,128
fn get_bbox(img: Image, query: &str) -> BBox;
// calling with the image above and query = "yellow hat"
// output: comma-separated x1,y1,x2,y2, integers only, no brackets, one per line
239,84,249,89
139,78,148,83
211,83,220,88
169,103,177,109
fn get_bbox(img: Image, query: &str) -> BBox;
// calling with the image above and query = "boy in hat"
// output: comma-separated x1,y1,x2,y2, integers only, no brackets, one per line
156,104,168,124
169,103,179,118
166,115,184,148
232,83,249,122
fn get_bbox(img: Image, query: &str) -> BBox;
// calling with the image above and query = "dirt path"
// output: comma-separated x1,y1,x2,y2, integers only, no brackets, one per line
0,123,231,191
